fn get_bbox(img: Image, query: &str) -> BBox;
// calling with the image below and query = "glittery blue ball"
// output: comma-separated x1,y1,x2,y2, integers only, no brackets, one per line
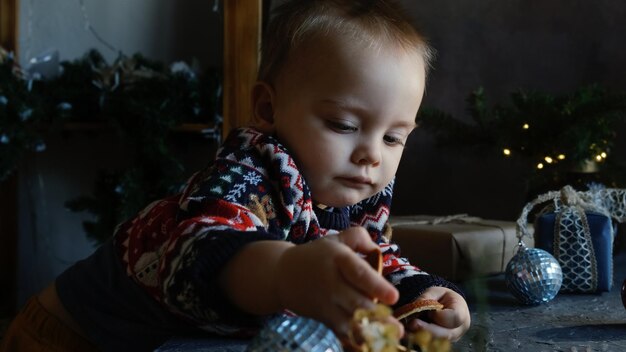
505,246,562,305
246,315,343,352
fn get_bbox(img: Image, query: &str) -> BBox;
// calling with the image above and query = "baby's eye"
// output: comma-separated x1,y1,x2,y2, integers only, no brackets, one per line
328,120,357,133
384,135,405,146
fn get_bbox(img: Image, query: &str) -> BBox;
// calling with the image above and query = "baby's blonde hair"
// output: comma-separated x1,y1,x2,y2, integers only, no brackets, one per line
258,0,435,84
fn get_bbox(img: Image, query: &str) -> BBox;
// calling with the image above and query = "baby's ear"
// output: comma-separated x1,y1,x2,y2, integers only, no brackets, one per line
251,81,276,133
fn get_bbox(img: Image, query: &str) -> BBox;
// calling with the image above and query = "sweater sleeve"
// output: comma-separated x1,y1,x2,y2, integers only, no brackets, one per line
115,152,298,335
162,152,305,332
349,180,465,310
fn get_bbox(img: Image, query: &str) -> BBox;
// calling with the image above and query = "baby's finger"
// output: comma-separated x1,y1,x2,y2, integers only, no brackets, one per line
408,318,464,342
429,309,462,329
415,290,445,302
331,283,377,316
337,227,379,254
336,252,398,305
321,308,354,340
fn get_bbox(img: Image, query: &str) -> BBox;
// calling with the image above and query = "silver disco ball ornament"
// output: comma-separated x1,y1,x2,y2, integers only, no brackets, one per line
247,315,343,352
505,246,562,305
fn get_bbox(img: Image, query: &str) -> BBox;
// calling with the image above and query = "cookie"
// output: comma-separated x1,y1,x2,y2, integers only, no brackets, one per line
393,299,443,321
365,248,383,274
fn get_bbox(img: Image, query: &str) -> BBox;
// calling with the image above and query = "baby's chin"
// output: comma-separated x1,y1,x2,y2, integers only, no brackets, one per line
314,191,377,208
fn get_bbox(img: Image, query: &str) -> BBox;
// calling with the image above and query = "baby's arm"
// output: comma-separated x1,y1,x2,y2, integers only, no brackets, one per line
219,227,401,337
348,182,470,340
378,242,470,340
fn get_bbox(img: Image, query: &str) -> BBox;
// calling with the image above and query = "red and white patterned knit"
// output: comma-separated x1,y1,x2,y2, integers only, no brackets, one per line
111,127,461,335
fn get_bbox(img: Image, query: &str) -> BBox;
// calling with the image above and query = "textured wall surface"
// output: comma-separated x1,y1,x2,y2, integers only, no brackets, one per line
17,0,221,68
393,0,626,220
405,0,626,117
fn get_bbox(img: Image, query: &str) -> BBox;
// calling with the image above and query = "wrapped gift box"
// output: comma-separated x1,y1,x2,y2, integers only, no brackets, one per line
389,215,533,281
535,211,613,292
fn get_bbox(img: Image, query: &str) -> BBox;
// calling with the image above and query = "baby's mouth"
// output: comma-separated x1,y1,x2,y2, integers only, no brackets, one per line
337,176,373,187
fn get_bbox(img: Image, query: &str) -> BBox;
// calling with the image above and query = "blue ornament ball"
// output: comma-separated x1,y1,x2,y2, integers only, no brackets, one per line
505,246,562,305
246,315,342,352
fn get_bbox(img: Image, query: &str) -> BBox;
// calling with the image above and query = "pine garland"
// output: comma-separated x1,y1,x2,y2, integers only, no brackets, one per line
0,47,221,244
418,86,626,194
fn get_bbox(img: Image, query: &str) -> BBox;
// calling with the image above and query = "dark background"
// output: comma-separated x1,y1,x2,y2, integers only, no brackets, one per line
393,0,626,220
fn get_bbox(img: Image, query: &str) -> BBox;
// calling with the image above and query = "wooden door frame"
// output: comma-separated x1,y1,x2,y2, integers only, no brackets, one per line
222,0,263,136
0,0,19,316
0,0,18,53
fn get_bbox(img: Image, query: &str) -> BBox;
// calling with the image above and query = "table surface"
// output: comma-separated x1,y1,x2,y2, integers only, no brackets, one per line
454,250,626,352
156,251,626,352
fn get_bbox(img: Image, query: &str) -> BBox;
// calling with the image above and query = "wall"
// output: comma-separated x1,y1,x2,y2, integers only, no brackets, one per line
17,132,126,304
17,0,221,68
16,132,216,306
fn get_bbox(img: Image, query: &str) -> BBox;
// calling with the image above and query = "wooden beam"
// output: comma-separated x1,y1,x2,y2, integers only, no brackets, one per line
0,0,18,316
0,0,19,53
223,0,262,137
0,174,18,316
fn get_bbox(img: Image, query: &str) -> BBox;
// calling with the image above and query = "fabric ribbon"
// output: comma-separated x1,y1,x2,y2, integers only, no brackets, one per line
516,185,626,292
405,213,482,225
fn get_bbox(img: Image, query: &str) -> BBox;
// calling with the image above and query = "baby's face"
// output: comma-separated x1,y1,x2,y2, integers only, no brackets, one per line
271,35,425,207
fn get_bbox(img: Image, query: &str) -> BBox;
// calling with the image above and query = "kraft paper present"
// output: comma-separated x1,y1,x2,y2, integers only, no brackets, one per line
389,214,533,281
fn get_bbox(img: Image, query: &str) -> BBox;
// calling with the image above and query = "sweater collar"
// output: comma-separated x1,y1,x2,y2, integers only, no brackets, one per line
313,205,350,231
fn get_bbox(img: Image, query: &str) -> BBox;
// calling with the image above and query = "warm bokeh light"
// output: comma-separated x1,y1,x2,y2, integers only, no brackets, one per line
522,123,529,129
557,154,566,160
544,156,553,164
537,163,544,169
503,148,511,156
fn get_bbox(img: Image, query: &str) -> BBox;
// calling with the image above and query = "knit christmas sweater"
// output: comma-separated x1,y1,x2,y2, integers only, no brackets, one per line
112,127,461,335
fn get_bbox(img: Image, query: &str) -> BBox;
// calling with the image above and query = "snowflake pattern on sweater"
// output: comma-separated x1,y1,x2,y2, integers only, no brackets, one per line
113,127,461,335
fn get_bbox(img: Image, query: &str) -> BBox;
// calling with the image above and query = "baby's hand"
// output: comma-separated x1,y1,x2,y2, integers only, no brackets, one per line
404,286,471,342
275,227,400,337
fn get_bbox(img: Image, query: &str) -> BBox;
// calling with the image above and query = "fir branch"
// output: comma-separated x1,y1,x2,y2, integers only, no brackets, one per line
418,85,626,193
1,46,222,244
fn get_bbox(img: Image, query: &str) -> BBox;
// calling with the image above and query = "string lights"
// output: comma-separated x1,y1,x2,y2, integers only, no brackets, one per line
500,120,610,171
418,85,626,191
